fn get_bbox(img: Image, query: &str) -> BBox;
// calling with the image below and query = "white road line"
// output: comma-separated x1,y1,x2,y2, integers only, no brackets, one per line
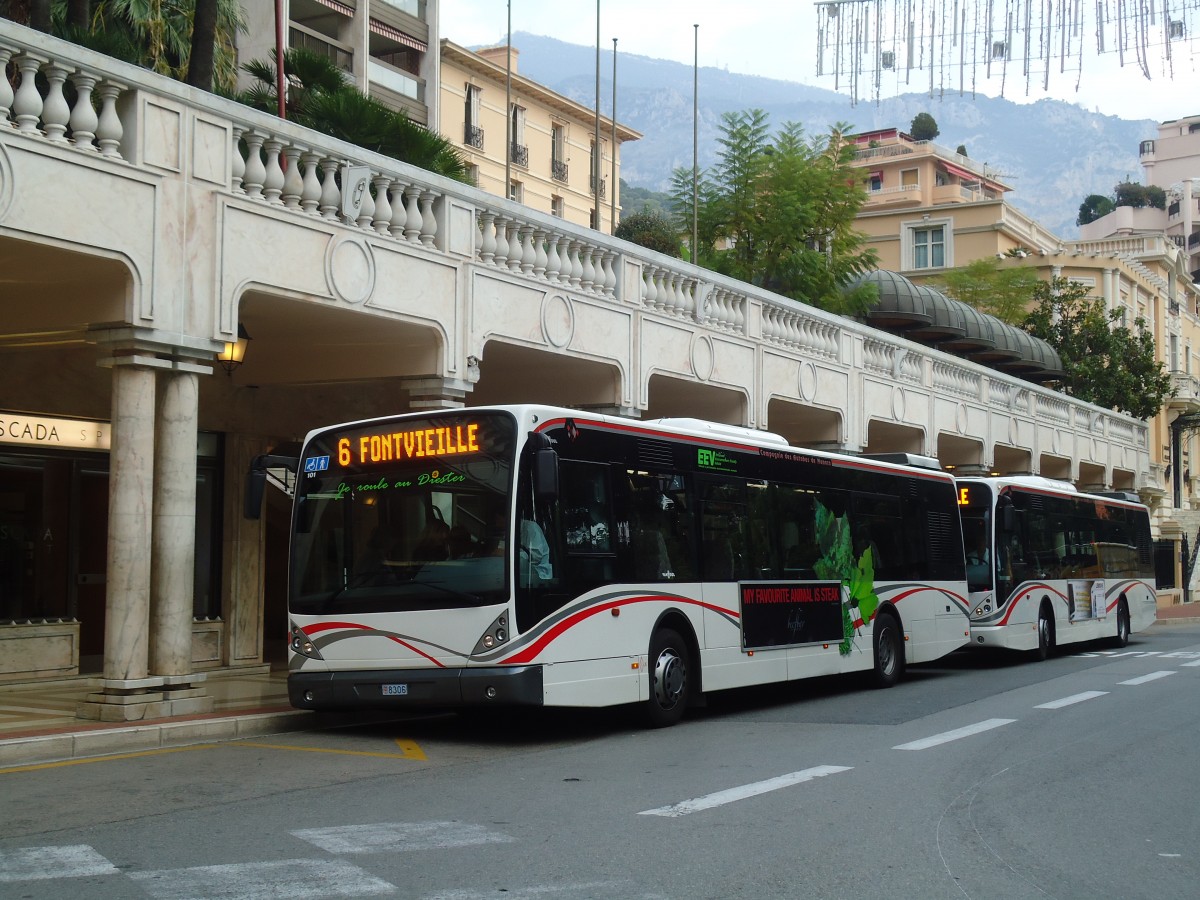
1181,659,1200,668
637,765,852,818
1035,690,1109,709
1119,671,1176,685
0,845,118,882
893,718,1016,751
292,822,514,854
1105,651,1144,658
130,859,393,899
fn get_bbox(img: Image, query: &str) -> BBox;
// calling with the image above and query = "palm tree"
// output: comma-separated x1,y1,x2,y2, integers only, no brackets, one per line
53,0,246,93
239,48,472,183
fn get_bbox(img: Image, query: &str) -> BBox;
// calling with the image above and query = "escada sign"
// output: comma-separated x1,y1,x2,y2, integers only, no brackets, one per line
0,413,110,450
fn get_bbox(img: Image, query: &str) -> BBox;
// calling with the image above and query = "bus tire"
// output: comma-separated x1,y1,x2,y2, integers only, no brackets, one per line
1112,599,1131,648
1034,604,1055,661
872,611,903,688
643,627,690,728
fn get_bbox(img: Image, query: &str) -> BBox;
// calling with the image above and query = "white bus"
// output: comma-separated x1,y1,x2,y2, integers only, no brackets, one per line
956,476,1156,657
281,406,970,726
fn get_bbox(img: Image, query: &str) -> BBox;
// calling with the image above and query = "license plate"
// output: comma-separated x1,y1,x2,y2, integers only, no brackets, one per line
381,683,409,696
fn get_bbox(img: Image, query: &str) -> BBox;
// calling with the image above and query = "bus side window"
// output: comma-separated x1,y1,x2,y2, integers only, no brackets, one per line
557,460,616,592
627,471,694,582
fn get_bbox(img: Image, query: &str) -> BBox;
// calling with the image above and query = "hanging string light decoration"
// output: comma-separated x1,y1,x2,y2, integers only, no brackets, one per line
815,0,1200,106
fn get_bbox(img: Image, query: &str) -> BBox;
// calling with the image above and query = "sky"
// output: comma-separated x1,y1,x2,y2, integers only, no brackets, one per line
438,0,1198,123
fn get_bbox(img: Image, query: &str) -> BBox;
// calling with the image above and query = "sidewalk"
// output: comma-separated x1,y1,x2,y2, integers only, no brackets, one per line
0,665,321,769
4,605,1200,769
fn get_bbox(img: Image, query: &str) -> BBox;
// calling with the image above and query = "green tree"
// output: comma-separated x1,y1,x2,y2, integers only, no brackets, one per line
1113,181,1167,210
673,110,878,314
239,47,471,182
955,143,968,157
79,0,246,94
1023,278,1172,420
928,257,1040,324
1077,193,1115,226
614,209,680,257
910,112,939,141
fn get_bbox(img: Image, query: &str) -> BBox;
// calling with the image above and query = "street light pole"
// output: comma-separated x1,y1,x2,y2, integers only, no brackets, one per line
692,23,699,261
611,37,617,233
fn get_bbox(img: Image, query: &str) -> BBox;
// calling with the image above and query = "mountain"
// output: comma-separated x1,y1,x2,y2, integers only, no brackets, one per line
502,32,1158,240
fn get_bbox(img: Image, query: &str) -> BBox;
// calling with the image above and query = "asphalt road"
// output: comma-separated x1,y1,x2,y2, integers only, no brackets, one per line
3,623,1199,900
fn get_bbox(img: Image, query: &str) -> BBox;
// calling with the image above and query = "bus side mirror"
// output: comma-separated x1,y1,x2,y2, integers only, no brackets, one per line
528,432,559,503
1001,502,1015,531
245,467,267,520
244,454,299,520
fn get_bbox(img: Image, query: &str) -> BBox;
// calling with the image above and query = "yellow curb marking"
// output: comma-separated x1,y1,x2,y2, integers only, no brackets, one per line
237,739,427,761
0,743,220,775
2,737,428,774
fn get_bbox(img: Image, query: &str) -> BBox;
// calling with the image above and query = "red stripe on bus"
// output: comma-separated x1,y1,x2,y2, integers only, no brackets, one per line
499,594,736,665
534,418,954,483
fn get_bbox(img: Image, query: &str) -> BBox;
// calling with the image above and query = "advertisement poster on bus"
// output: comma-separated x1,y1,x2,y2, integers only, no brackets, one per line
740,580,846,649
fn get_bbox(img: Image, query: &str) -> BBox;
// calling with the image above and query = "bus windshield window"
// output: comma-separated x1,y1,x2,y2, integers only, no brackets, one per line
290,413,516,614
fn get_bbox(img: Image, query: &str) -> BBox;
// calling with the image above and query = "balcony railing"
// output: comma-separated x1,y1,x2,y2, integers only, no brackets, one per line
288,25,353,74
590,175,607,199
509,143,529,167
551,159,568,183
464,124,484,149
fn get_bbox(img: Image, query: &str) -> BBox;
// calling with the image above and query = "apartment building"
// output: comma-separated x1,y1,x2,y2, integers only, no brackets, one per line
847,126,1200,574
1138,113,1200,284
240,0,438,126
438,41,641,230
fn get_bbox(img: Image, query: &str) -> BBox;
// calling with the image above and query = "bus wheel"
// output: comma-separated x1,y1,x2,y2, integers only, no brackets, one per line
1034,605,1055,660
872,611,903,688
1112,600,1131,648
643,627,690,728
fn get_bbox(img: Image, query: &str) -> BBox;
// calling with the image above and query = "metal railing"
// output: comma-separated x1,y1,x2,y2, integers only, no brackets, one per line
464,124,484,149
509,143,529,167
551,159,568,183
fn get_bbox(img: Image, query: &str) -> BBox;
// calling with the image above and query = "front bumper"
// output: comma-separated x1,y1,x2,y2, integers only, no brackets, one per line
289,665,544,710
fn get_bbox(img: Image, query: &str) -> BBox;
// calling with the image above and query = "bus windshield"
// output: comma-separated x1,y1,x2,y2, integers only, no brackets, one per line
289,412,517,615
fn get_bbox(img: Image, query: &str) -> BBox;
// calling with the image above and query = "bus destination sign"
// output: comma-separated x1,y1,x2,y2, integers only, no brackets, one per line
740,580,845,650
337,422,481,467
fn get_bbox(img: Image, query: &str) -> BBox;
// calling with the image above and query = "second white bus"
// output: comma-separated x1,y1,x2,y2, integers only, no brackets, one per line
956,476,1156,657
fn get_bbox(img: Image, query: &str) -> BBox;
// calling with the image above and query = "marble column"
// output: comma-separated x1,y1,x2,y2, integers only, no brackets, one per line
150,368,214,714
79,359,168,720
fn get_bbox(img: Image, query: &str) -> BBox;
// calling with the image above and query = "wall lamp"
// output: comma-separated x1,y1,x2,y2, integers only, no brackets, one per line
217,324,251,375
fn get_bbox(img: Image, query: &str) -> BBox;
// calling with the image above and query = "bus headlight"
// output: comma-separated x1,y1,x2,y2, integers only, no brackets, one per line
289,625,323,660
472,613,510,655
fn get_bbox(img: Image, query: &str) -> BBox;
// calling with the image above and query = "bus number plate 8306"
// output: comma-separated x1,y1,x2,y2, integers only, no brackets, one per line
381,684,408,696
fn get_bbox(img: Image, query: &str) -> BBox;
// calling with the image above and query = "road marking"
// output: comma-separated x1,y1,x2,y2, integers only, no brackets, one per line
1105,651,1144,658
421,883,644,899
130,859,393,898
1035,690,1108,709
893,718,1016,751
0,845,118,882
1118,671,1176,685
637,765,853,818
237,740,426,761
292,822,514,854
0,744,220,775
1181,659,1200,668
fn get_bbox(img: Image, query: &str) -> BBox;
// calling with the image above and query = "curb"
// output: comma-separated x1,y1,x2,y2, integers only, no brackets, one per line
0,709,314,770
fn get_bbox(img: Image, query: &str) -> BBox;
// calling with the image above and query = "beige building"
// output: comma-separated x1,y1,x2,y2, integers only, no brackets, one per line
240,0,438,126
437,41,641,231
848,126,1200,593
